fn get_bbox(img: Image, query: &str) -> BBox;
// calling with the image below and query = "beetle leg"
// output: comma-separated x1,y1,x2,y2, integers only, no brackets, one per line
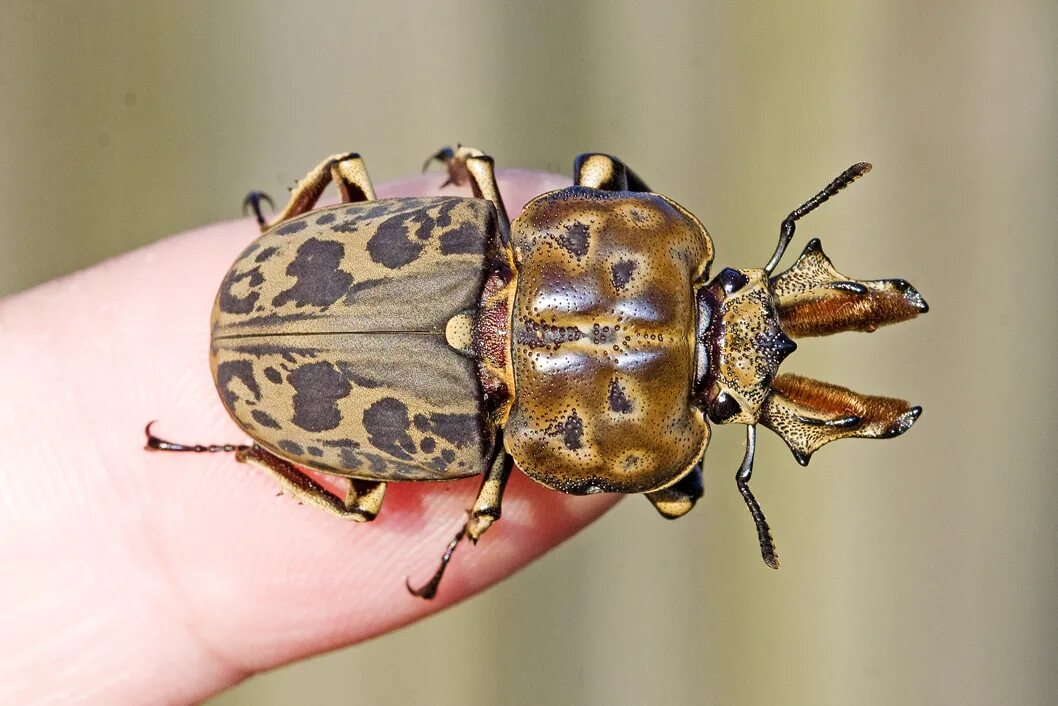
466,451,514,542
145,424,383,520
244,152,376,232
735,425,780,569
423,145,510,239
344,479,388,521
644,464,703,519
406,450,513,599
573,153,652,192
235,445,381,522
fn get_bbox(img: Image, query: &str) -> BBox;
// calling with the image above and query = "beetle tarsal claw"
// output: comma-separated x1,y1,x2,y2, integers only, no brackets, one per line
143,421,246,454
241,191,274,226
422,146,455,173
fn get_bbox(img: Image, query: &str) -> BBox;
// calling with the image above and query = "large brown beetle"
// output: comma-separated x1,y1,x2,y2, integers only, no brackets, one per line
146,146,927,598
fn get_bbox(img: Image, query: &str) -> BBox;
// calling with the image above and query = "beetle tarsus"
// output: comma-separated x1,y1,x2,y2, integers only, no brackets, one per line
406,524,467,599
242,191,274,227
144,421,246,453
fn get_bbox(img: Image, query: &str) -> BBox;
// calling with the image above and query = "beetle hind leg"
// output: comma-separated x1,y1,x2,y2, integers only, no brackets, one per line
244,152,376,232
236,445,384,522
407,450,514,599
645,465,703,519
144,426,384,521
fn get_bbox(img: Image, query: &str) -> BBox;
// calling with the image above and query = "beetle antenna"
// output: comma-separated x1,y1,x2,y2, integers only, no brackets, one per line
144,422,247,453
735,425,780,569
764,162,872,275
406,524,467,599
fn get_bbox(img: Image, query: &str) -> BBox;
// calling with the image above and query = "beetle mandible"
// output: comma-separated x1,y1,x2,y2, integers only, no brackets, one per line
146,146,928,598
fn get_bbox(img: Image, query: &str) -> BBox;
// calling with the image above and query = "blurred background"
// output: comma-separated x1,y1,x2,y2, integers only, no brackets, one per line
2,1,1055,704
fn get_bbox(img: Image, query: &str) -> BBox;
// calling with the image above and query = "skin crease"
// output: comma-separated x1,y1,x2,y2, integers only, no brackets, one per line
0,170,619,705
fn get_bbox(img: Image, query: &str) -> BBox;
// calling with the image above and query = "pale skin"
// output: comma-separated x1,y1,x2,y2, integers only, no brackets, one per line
0,170,618,705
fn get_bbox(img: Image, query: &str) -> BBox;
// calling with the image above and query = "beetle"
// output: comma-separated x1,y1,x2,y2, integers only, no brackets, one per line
146,145,927,598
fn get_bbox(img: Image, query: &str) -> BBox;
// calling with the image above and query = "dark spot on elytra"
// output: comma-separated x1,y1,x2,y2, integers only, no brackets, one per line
289,361,351,432
431,199,461,229
254,246,278,263
341,277,385,303
440,223,484,255
273,238,354,309
321,438,361,448
277,440,304,456
611,259,637,290
608,380,634,414
363,397,418,460
335,361,382,389
339,447,363,470
412,412,478,448
367,212,427,269
366,453,389,474
276,219,308,235
350,200,402,220
315,212,336,225
441,449,456,463
251,409,281,429
420,437,437,453
547,411,584,451
307,446,323,457
557,221,590,258
331,219,361,233
215,360,260,412
263,367,283,384
217,267,261,314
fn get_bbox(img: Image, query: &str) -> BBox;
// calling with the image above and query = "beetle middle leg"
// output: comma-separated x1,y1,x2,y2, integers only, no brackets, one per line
407,449,514,599
644,465,704,519
735,425,780,569
243,152,377,232
573,153,652,192
423,145,510,237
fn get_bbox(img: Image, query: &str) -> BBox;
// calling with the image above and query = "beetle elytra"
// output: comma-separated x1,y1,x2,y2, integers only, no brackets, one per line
146,146,927,598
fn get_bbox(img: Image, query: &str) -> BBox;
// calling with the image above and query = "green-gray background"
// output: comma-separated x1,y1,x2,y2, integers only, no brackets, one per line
3,2,1055,704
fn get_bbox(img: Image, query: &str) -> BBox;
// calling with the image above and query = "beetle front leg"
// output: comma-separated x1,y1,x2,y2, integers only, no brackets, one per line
645,465,703,519
406,450,514,599
735,425,780,569
423,145,510,239
573,153,652,192
243,152,377,231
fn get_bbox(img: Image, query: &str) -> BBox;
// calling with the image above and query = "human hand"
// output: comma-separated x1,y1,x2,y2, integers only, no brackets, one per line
0,170,619,704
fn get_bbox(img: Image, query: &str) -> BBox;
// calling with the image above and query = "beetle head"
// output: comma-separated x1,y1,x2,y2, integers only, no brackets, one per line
696,267,797,425
695,235,928,462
